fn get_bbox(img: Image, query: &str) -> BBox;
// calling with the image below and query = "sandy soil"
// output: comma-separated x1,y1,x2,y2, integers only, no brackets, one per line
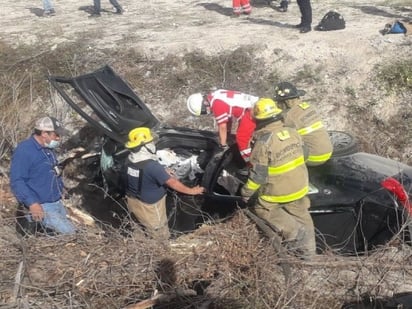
1,0,410,73
0,0,408,51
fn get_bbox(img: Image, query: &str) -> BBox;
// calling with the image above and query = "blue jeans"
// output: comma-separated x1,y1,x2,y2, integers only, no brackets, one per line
28,201,76,235
42,0,54,11
93,0,122,12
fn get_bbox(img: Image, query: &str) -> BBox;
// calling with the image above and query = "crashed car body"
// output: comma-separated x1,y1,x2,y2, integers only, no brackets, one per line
49,65,412,255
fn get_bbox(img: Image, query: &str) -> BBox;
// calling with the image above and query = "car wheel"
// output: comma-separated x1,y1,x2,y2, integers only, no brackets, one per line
329,131,359,156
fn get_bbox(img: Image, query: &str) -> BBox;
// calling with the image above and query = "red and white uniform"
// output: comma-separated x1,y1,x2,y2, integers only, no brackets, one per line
207,89,258,162
232,0,252,15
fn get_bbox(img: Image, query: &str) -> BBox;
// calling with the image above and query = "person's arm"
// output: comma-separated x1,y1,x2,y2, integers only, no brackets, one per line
240,138,268,201
211,99,230,147
165,177,205,195
10,146,39,208
218,122,228,146
10,145,45,221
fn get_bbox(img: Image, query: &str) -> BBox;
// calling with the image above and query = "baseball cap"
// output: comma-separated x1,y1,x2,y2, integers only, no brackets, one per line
35,116,69,136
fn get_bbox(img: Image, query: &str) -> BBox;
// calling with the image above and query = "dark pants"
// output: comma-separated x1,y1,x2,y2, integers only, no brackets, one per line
93,0,122,12
297,0,312,27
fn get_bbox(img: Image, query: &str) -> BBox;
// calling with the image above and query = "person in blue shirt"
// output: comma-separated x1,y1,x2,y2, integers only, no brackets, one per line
125,127,204,240
10,116,76,235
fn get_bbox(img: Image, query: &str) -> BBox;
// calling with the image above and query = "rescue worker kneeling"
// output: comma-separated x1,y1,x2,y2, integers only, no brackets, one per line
124,127,205,240
240,98,316,259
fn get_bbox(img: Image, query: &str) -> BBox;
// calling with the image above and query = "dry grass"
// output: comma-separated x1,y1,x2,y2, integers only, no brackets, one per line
0,40,281,157
376,59,412,92
347,59,412,164
1,205,412,309
1,38,410,164
1,38,412,309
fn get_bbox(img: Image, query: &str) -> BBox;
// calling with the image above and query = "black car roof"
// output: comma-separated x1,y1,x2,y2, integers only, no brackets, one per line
48,65,160,144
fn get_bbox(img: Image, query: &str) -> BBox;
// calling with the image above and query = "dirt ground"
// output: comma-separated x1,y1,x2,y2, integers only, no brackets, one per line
1,0,409,61
1,0,412,308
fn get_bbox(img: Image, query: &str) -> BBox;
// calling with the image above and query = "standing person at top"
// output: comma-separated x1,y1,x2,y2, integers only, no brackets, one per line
274,82,333,166
232,0,252,17
124,127,205,240
295,0,312,33
187,89,259,165
90,0,123,17
278,0,311,33
241,98,316,259
41,0,56,17
10,116,76,235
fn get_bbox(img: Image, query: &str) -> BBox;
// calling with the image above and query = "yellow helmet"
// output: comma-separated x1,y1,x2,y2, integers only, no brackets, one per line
125,127,154,149
253,98,283,120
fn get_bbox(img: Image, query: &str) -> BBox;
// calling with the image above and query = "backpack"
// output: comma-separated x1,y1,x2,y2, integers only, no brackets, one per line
389,21,407,33
315,11,346,31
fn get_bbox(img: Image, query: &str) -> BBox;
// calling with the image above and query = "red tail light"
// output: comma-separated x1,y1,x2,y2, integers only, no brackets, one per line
381,177,412,215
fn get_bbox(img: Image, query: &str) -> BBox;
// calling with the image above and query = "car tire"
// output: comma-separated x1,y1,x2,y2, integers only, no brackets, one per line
328,131,359,157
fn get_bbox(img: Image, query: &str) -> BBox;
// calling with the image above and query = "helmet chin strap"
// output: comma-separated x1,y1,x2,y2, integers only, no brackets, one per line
201,98,210,115
144,142,156,154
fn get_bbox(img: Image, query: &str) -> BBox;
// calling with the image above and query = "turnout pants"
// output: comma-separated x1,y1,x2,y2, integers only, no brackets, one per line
253,196,316,258
126,195,170,240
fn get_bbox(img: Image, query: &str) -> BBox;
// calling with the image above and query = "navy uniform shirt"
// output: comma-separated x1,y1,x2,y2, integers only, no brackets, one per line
126,159,171,204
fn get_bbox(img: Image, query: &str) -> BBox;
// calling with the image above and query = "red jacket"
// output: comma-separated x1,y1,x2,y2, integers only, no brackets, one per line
207,90,258,162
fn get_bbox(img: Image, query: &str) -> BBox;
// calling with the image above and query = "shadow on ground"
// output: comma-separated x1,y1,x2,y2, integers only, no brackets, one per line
28,7,44,17
247,17,297,28
352,5,407,20
197,3,233,16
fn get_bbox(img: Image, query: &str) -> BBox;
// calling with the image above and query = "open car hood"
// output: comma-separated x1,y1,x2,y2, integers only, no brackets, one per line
48,65,160,144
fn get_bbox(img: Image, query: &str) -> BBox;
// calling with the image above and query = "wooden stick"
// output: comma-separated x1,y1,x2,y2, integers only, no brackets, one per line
125,290,197,309
12,261,24,303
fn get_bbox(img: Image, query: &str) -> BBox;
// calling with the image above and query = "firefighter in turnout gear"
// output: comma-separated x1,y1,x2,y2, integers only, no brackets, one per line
124,127,204,240
240,98,316,259
187,89,259,164
274,82,333,166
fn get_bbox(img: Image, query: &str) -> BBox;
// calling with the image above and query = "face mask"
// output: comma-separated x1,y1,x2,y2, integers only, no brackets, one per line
144,142,156,154
129,142,157,163
45,140,60,149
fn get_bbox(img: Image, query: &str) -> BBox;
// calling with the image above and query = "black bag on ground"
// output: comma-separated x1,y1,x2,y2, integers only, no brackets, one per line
315,11,346,31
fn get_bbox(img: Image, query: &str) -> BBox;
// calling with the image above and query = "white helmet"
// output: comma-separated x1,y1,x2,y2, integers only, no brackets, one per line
187,93,205,116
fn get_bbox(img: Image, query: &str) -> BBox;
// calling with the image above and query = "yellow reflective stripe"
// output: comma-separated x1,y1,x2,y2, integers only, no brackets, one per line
298,102,310,109
307,152,332,163
261,186,309,203
297,121,324,136
245,179,261,191
268,156,305,175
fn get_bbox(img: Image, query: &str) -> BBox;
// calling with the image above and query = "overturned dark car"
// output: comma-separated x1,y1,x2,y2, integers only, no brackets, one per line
49,65,412,255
